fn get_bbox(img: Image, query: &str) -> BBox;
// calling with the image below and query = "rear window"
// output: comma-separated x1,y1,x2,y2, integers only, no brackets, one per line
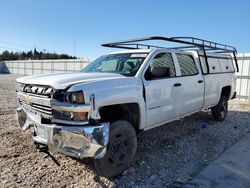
176,54,198,76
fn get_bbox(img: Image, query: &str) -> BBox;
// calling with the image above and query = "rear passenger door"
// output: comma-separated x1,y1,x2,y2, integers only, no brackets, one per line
174,53,204,115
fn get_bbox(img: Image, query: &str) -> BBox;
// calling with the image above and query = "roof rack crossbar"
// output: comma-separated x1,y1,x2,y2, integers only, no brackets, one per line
171,37,237,52
102,36,237,52
114,43,167,49
101,36,238,72
167,45,197,50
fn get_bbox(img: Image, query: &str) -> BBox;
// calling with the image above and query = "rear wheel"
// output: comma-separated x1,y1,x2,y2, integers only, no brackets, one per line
94,120,137,178
211,96,228,121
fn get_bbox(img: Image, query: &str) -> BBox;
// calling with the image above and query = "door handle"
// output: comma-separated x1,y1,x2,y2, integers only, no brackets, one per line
198,80,204,83
174,83,182,87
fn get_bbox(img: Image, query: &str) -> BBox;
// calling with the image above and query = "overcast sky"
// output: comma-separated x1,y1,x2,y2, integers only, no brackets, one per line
0,0,249,60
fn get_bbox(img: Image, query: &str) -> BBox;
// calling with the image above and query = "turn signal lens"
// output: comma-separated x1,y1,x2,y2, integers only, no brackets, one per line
73,112,88,120
75,94,84,103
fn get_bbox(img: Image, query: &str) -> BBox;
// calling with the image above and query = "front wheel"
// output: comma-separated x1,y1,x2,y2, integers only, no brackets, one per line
211,96,228,122
94,120,137,178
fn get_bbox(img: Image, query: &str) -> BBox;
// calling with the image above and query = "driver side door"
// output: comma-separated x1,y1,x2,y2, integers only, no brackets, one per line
143,52,182,128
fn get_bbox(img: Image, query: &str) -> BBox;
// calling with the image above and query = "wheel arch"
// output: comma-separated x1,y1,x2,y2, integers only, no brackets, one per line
98,103,141,133
221,85,231,99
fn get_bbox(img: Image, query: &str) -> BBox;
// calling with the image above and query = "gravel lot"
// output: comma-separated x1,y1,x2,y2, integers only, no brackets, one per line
0,73,249,188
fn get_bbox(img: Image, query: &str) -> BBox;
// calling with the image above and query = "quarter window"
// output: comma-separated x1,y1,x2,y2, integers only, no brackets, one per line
176,54,198,76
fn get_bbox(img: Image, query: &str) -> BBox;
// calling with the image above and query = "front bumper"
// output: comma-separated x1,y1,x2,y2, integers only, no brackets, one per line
16,106,109,159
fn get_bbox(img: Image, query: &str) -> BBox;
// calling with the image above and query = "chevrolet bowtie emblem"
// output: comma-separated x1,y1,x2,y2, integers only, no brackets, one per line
24,95,31,104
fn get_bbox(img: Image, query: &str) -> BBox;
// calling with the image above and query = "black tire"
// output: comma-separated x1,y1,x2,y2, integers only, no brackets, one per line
211,96,228,122
94,120,137,178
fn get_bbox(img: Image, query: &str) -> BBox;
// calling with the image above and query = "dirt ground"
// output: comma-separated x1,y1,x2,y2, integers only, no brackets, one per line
0,74,249,188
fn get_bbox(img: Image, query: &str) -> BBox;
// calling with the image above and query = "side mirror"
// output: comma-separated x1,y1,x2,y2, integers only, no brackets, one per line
145,67,153,80
151,67,170,79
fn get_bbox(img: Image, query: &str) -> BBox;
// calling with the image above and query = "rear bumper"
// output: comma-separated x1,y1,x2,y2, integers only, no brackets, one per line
16,106,109,159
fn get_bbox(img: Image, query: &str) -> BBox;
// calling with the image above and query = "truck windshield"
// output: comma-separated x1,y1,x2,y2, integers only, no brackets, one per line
82,53,148,76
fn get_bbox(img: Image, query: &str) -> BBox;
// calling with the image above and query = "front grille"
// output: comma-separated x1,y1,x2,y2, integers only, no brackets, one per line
23,85,54,97
20,101,52,115
18,84,54,118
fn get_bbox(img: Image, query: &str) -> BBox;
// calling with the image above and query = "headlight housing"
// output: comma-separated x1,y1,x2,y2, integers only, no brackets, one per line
64,91,85,104
52,90,88,122
16,82,25,92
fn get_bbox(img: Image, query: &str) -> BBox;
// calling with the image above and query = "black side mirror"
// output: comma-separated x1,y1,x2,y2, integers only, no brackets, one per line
145,67,153,80
145,67,171,80
151,67,170,79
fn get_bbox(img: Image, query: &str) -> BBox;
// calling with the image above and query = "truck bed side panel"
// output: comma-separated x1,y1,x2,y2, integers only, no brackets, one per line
203,73,236,108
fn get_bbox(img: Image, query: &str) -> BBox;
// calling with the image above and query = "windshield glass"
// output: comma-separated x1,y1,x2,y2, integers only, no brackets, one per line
82,53,148,76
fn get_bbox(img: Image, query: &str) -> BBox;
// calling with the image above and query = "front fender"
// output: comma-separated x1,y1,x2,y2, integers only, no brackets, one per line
67,77,147,129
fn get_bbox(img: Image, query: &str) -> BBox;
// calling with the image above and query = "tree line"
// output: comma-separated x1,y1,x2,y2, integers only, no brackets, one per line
0,49,77,60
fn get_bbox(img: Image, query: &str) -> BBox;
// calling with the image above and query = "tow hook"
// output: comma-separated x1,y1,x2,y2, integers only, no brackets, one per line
34,142,60,166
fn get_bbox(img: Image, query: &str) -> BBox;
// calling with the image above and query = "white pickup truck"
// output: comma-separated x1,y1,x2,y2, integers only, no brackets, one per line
16,37,238,177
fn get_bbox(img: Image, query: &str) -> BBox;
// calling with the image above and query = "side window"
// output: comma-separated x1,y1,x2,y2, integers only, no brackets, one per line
176,54,198,76
146,53,176,80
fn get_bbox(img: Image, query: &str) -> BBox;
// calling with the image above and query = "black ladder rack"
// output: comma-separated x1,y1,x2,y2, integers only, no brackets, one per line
101,36,238,73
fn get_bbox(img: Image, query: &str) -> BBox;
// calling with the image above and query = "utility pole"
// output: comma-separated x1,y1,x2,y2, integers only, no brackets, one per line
74,39,76,57
43,49,46,59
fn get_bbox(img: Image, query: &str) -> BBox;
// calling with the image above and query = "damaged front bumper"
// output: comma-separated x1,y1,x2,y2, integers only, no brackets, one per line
16,106,109,159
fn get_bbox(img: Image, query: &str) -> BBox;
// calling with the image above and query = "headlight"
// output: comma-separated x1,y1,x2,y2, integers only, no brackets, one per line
64,91,85,104
16,83,25,92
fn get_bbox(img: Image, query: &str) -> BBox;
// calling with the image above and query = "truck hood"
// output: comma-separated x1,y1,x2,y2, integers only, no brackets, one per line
16,72,126,89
